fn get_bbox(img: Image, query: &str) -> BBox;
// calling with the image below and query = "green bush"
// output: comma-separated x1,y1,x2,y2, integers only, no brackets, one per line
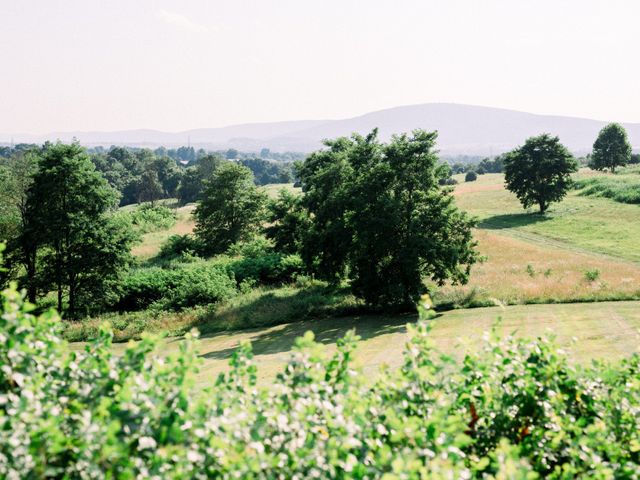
584,268,601,282
2,286,639,478
575,176,640,204
157,234,205,260
465,170,478,182
125,203,177,233
117,262,236,311
229,253,305,285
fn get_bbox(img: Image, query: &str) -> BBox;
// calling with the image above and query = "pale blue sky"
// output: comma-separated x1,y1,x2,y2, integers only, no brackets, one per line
1,0,638,133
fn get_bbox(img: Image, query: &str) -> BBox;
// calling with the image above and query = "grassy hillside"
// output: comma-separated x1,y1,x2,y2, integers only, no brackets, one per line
453,171,640,262
70,300,640,386
64,174,640,344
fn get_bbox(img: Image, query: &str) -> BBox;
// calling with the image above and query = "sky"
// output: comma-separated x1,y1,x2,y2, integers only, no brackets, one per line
1,0,639,134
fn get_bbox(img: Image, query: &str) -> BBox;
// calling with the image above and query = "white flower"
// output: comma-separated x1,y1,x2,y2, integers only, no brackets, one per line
11,372,25,387
138,436,157,450
186,450,204,463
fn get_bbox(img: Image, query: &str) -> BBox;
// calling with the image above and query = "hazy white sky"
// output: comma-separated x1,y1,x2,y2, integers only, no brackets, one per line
1,0,638,134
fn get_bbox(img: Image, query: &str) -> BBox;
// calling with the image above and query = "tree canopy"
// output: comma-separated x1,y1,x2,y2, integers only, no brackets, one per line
298,129,478,307
504,134,578,214
590,123,632,173
194,163,267,255
25,143,135,316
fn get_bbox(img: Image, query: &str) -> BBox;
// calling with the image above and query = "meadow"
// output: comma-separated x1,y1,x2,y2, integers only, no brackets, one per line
64,170,640,383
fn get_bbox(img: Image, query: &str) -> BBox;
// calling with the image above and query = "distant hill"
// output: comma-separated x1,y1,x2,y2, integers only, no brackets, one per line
5,104,640,155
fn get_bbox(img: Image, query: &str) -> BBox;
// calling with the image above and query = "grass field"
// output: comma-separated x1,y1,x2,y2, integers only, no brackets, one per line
452,172,640,262
131,203,196,260
72,174,640,380
71,300,640,386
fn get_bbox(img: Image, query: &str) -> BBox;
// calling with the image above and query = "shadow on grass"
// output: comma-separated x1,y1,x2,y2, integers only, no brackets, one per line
198,312,417,360
479,212,551,230
159,284,421,360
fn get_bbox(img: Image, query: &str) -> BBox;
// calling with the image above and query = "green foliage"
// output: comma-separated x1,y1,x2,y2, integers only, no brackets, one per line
123,203,177,233
177,154,224,204
238,157,295,185
590,123,632,173
574,176,640,204
230,253,305,286
504,134,578,213
526,264,535,277
584,268,600,282
157,234,205,261
264,188,309,254
299,129,478,307
2,282,639,478
26,143,136,317
465,170,478,182
116,261,236,312
194,163,267,255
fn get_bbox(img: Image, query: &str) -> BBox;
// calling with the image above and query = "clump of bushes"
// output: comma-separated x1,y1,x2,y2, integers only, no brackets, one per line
574,176,640,204
123,203,177,233
116,262,237,311
465,170,478,182
157,234,205,261
2,287,639,478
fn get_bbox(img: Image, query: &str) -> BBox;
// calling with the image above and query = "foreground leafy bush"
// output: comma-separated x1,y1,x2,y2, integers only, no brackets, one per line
1,286,638,478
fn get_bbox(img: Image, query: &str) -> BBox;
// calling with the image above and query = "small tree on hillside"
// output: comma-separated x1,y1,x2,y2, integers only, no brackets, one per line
137,168,164,205
465,171,477,182
504,134,577,214
590,123,632,173
194,163,267,255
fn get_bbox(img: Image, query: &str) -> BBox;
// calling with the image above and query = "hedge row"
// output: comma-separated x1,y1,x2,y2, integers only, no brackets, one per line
1,287,638,478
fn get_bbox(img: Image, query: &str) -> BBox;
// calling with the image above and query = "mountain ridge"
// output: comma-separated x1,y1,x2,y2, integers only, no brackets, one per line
4,103,639,155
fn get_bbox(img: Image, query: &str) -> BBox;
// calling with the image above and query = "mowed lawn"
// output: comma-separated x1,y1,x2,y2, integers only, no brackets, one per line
73,300,640,386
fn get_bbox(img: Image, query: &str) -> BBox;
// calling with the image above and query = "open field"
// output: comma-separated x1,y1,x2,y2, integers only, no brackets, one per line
75,174,640,344
70,300,640,386
452,172,640,262
261,182,301,199
131,203,196,260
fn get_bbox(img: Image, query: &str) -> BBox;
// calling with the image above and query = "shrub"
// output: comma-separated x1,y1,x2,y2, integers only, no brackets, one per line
157,234,205,260
117,262,236,311
465,170,478,182
439,177,459,186
229,253,305,285
574,176,640,204
2,286,639,478
124,203,177,233
584,268,601,282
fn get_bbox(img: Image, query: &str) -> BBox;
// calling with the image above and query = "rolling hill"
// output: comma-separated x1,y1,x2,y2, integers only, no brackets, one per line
6,103,640,155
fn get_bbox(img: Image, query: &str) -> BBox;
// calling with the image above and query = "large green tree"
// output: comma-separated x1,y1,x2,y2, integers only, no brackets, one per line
27,143,135,317
194,163,267,255
0,150,40,297
264,189,309,254
177,154,224,204
504,134,577,214
299,129,478,307
590,123,632,173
